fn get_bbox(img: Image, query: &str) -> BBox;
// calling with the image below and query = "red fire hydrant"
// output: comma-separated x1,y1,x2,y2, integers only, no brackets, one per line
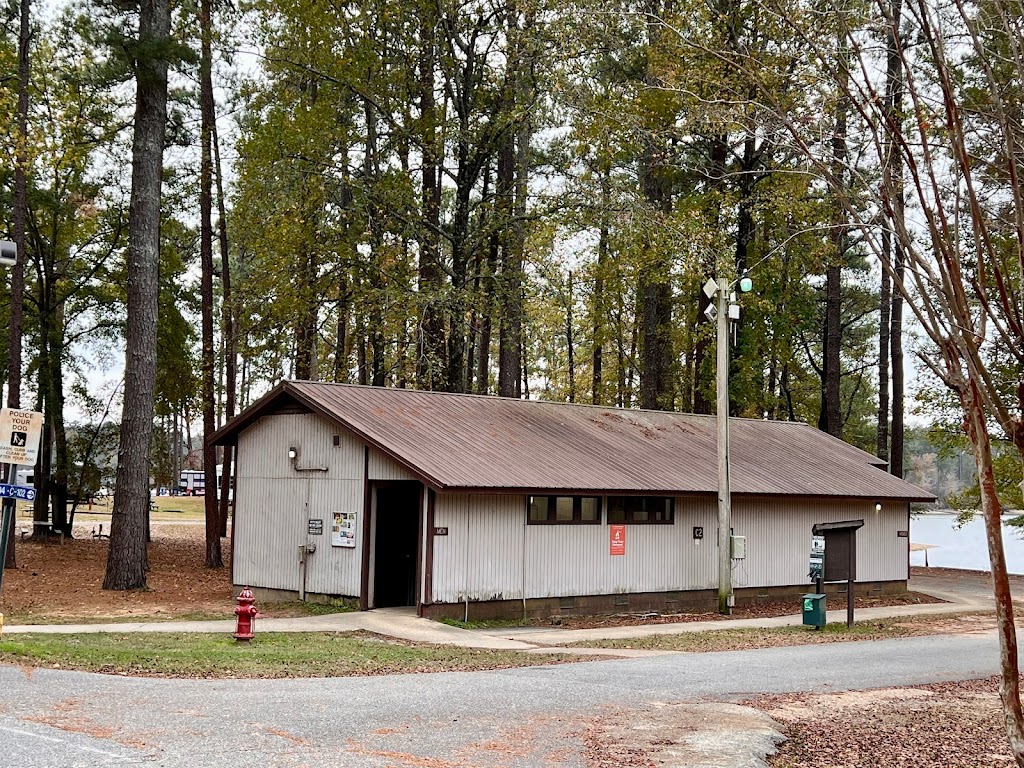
233,586,258,642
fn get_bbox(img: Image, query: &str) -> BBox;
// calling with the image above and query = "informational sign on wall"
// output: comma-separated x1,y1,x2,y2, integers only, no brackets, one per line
308,518,324,536
0,408,42,466
610,524,626,556
332,510,357,548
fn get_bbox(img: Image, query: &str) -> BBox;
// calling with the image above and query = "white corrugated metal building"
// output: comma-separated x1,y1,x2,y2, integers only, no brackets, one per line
211,382,934,619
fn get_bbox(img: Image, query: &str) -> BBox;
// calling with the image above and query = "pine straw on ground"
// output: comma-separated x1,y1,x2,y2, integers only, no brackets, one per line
0,523,236,622
750,676,1017,768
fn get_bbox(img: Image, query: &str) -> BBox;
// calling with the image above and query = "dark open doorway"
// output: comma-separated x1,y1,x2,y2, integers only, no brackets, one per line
373,482,421,608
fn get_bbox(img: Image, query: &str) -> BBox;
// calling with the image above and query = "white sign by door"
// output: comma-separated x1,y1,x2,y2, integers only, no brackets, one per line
0,408,43,465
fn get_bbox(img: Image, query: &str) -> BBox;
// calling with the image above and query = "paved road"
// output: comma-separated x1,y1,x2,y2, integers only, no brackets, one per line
0,630,1004,767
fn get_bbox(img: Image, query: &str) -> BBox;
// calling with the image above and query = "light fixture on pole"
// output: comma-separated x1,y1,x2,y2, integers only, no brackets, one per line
704,269,752,616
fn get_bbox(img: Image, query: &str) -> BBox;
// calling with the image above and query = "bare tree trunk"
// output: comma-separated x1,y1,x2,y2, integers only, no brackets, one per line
890,237,905,476
356,313,368,385
638,2,674,411
4,0,30,566
48,305,69,536
626,305,638,408
31,298,50,539
566,271,575,403
820,25,847,439
172,408,181,495
476,224,497,395
334,281,349,382
417,7,445,390
886,0,905,477
199,0,221,569
498,133,523,398
877,239,891,461
104,0,171,591
213,111,234,540
962,379,1024,763
592,168,609,405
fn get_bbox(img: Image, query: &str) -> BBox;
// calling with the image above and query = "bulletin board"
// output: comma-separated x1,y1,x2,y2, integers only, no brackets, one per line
332,510,357,548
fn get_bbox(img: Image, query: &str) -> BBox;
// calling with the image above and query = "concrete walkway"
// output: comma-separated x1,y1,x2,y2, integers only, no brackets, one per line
0,570,994,650
1,606,535,650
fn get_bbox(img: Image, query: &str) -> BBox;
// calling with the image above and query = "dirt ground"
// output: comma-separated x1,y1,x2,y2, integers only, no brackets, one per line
754,676,1017,767
0,522,236,622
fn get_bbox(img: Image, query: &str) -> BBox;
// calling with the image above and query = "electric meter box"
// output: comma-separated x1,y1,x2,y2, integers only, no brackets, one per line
730,535,747,559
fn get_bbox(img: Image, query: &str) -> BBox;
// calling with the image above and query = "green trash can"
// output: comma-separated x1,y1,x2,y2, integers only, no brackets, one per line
802,593,826,628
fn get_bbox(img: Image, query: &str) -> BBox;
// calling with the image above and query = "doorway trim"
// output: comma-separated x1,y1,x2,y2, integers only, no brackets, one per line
359,448,371,610
361,478,424,611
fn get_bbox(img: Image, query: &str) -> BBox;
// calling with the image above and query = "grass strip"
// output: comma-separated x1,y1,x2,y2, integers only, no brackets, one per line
0,630,569,678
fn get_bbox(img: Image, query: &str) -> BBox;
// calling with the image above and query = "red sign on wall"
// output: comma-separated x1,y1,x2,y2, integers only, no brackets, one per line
610,524,626,556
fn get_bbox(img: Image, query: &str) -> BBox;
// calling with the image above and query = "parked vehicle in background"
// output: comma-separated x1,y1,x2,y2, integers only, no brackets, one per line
178,464,232,498
179,469,205,496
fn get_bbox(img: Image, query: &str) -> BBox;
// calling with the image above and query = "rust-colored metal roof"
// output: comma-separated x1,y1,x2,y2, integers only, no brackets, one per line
211,381,934,501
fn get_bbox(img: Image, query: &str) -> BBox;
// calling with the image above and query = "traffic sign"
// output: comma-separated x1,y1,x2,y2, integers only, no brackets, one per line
0,483,36,501
0,408,42,465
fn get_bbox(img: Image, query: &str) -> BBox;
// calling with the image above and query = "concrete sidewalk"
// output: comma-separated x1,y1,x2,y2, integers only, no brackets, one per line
0,570,993,650
0,606,535,650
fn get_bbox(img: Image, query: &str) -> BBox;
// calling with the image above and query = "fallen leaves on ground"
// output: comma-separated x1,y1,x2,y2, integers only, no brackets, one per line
0,523,235,622
753,676,1017,767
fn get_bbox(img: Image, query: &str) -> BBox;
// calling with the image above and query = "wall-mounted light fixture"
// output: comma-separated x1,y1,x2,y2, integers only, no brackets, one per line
874,502,883,513
287,445,328,473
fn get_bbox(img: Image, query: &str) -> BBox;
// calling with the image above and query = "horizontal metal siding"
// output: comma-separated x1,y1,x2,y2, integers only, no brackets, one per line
234,414,365,594
731,498,908,587
368,449,417,481
431,494,524,603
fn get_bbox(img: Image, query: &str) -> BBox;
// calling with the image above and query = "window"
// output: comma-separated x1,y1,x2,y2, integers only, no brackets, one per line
528,495,602,524
606,496,674,524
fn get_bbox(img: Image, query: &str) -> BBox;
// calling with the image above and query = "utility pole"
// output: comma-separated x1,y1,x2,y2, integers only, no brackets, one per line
704,270,752,615
715,277,732,615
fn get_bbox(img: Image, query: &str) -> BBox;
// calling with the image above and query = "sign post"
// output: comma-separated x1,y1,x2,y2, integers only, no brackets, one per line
0,407,44,599
812,519,864,628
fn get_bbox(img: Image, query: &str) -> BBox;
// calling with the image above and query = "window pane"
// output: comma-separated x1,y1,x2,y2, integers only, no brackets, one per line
606,496,673,523
555,497,574,522
658,499,672,521
580,497,598,521
607,498,624,523
529,496,549,522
